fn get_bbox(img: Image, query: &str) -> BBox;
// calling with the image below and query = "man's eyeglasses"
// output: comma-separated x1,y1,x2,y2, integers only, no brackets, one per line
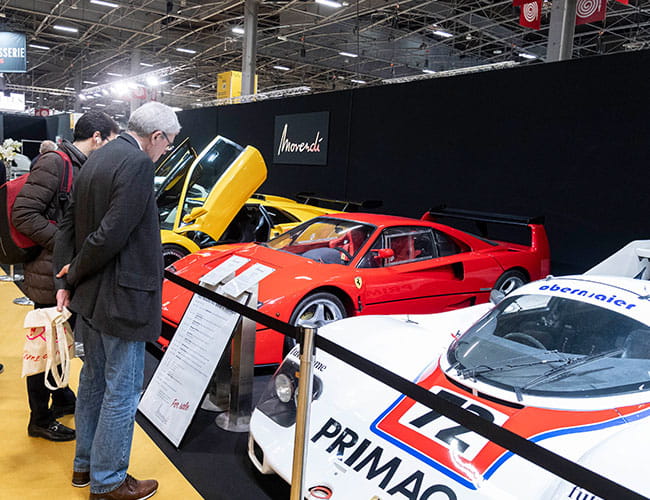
160,131,174,152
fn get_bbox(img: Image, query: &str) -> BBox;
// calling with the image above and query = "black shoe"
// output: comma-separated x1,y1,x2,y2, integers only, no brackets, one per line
28,421,75,441
51,402,75,418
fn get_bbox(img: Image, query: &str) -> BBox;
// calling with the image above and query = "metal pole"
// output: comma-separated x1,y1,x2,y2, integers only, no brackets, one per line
290,326,316,500
547,0,577,62
241,0,258,96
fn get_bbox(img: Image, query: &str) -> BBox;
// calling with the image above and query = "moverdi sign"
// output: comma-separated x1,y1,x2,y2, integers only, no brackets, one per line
273,111,329,165
0,32,26,73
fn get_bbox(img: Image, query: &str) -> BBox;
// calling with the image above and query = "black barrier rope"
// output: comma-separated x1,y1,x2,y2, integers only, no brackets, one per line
164,270,299,339
165,270,647,499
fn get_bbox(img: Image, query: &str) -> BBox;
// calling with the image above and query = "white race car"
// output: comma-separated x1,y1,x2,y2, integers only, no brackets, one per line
248,241,650,499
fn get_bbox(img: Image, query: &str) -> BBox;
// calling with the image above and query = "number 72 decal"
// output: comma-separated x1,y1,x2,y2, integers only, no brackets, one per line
371,386,508,479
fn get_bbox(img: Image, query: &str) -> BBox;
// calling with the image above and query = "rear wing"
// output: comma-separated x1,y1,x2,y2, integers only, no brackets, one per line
585,240,650,279
423,206,550,276
422,206,545,228
294,192,382,212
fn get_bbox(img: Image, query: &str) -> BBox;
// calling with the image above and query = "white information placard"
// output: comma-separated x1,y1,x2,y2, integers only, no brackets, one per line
220,263,275,298
138,292,245,446
199,255,249,287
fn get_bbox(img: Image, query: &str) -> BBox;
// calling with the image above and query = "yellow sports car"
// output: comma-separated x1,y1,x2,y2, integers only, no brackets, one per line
155,136,343,266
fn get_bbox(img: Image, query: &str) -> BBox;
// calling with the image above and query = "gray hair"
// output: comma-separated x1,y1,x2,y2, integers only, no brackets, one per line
39,140,57,154
127,102,181,136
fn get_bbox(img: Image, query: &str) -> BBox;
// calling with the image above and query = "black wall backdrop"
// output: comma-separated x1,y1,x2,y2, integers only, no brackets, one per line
1,49,646,273
175,50,650,274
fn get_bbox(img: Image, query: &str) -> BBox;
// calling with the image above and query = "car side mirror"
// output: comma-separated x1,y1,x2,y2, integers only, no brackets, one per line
372,248,394,260
182,207,208,223
490,289,506,304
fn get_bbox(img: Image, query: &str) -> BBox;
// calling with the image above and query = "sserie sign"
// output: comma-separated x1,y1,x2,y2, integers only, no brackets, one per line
0,32,26,73
273,111,329,165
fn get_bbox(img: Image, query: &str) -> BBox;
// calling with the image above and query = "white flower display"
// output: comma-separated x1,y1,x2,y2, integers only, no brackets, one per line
0,138,22,162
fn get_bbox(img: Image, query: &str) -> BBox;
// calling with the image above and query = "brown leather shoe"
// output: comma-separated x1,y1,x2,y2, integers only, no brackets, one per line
88,474,158,500
72,470,90,487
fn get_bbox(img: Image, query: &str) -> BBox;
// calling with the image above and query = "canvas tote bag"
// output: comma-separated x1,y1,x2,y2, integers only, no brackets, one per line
22,307,73,390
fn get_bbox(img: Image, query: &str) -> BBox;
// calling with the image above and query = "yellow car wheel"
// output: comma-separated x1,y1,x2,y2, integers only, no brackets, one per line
162,243,190,268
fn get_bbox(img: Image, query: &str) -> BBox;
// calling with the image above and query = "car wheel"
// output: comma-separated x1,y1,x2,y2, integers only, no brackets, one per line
494,269,528,295
283,292,347,357
162,244,190,268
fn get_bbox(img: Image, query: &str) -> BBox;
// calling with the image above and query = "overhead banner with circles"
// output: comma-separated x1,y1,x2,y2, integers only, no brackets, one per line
576,0,607,25
519,0,542,30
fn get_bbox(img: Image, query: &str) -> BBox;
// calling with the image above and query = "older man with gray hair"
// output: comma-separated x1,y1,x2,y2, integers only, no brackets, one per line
54,102,181,500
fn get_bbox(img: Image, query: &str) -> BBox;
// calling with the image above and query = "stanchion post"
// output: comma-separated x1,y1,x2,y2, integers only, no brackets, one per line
290,326,316,500
214,286,258,432
0,264,24,282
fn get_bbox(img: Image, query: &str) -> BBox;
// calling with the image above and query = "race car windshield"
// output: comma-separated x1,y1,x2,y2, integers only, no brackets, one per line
447,294,650,399
266,218,375,265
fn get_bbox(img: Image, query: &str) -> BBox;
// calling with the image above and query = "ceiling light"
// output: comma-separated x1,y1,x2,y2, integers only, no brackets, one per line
339,51,358,58
140,62,154,67
101,89,110,96
78,94,87,101
112,82,128,96
187,83,201,88
90,0,119,7
83,80,98,85
64,87,75,91
231,26,245,35
53,25,79,33
171,107,182,112
351,79,366,84
158,80,169,84
146,76,159,86
176,47,197,54
518,52,537,60
112,99,123,103
316,0,343,7
422,69,436,74
29,43,50,50
95,103,106,107
273,65,290,71
82,106,91,110
493,49,503,55
25,100,36,104
431,30,453,38
106,72,123,77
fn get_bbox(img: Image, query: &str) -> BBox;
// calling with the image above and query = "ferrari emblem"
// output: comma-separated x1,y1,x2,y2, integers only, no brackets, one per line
354,277,363,289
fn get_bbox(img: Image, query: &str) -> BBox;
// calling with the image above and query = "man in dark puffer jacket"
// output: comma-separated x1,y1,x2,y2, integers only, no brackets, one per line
13,111,119,441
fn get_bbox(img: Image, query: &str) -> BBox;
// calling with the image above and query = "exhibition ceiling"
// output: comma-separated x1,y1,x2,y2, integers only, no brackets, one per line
1,0,649,115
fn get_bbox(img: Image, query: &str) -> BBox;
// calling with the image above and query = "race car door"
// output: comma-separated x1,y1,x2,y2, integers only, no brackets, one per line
174,136,268,243
357,226,499,315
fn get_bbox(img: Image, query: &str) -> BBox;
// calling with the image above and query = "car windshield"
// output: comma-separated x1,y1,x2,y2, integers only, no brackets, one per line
447,293,650,399
266,217,375,265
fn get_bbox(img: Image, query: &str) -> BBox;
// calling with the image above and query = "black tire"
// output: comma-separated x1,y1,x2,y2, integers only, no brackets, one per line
162,244,190,268
494,269,528,295
283,292,347,357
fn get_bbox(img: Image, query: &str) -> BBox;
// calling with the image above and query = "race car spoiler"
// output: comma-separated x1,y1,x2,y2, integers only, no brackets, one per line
294,192,383,212
423,205,545,226
585,240,650,280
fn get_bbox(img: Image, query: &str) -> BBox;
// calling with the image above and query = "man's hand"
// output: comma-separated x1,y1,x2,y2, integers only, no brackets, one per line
56,289,70,312
56,264,70,279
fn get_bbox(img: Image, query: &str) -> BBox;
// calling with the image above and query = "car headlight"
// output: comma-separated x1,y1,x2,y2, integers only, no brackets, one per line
256,359,322,428
274,373,294,403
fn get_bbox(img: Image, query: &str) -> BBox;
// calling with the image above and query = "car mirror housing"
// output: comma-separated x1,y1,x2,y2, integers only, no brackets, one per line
183,207,208,223
372,248,394,259
490,288,506,304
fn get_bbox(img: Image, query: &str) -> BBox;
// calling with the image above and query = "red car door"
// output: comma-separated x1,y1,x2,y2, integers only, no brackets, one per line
356,226,500,315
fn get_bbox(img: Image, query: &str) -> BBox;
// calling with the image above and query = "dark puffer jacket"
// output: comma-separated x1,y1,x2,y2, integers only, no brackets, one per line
12,141,86,304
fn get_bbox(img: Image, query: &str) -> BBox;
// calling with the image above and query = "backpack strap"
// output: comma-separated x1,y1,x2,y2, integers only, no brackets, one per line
40,150,74,221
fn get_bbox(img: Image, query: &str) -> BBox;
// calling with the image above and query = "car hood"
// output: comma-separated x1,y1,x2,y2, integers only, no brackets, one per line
163,243,352,324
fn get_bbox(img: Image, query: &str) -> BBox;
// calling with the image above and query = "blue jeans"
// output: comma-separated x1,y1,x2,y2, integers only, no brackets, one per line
74,317,145,494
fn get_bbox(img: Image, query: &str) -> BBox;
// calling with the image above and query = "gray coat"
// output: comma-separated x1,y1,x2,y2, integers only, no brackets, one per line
53,133,163,342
